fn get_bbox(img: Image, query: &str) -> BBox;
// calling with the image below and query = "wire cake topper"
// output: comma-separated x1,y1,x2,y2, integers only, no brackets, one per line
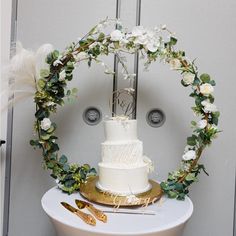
109,88,136,118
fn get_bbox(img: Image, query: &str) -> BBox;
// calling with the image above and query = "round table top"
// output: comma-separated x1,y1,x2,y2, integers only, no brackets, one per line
41,186,193,235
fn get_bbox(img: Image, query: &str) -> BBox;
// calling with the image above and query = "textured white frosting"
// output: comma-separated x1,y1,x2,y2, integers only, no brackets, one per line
98,119,151,195
104,119,137,141
101,140,143,165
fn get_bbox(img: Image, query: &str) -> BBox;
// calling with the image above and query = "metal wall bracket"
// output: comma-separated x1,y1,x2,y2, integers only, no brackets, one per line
83,107,102,126
146,109,166,128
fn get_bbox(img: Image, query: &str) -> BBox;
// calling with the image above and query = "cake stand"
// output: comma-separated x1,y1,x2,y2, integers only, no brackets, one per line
80,176,163,206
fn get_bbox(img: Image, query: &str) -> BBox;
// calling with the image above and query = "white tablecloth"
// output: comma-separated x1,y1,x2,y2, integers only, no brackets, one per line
41,187,193,236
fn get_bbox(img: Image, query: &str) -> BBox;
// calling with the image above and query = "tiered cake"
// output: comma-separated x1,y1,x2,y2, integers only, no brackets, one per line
97,119,151,195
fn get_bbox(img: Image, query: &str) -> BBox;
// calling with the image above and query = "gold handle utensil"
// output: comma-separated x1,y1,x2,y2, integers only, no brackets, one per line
61,202,96,226
75,199,107,223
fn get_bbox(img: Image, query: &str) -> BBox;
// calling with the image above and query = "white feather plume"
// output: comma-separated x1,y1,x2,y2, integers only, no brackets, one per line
10,42,36,84
1,42,54,112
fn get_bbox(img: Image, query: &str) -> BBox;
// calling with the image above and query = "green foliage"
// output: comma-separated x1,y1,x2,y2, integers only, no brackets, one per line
187,135,198,146
169,36,178,46
211,111,220,125
46,50,60,64
59,155,68,164
40,69,50,78
35,109,49,120
200,73,211,83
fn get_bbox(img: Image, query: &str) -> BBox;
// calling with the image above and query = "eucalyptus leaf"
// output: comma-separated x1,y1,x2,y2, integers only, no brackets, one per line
40,69,50,78
200,73,211,83
169,37,177,46
63,164,70,172
168,191,178,198
59,155,68,164
185,173,197,181
38,79,46,89
72,88,78,94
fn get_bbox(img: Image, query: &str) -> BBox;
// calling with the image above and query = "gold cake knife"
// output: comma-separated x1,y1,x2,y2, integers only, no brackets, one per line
61,202,96,226
75,199,107,223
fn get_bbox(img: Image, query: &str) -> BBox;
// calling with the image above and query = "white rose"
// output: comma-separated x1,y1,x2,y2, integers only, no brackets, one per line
146,40,159,52
182,150,196,161
40,118,51,131
134,34,148,45
182,73,195,85
110,30,123,41
131,26,146,37
200,83,214,96
201,100,218,113
197,119,207,129
169,58,182,70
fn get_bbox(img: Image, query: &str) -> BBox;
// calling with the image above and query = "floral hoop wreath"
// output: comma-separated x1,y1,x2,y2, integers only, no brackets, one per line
29,19,220,200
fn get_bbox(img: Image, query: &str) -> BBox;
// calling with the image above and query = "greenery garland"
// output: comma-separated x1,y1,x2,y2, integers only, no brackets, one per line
30,19,220,199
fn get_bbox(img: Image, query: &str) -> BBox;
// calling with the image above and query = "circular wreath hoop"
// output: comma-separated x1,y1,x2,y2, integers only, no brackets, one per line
30,19,220,200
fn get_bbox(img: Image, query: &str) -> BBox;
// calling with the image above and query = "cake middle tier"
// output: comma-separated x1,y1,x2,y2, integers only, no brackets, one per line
101,140,143,165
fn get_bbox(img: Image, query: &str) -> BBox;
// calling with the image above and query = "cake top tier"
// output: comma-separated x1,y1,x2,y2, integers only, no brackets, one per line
104,119,138,141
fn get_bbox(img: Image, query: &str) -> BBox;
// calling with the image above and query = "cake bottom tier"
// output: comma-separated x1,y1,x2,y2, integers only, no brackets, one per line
97,162,151,195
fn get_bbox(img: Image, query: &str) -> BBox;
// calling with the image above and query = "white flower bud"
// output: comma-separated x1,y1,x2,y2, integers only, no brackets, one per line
161,24,167,30
182,150,196,161
40,118,52,131
131,26,146,37
197,119,207,129
110,30,123,41
201,100,218,113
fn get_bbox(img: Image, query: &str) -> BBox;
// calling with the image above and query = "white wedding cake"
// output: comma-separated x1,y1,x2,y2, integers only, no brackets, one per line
97,118,152,195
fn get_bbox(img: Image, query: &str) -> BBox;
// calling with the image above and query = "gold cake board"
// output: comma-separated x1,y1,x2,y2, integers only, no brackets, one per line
80,176,163,207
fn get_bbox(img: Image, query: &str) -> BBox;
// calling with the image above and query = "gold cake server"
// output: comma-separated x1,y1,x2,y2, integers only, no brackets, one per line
61,202,96,226
75,199,107,223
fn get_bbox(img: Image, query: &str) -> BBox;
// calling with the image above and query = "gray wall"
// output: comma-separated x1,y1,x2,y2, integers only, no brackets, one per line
7,0,236,236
